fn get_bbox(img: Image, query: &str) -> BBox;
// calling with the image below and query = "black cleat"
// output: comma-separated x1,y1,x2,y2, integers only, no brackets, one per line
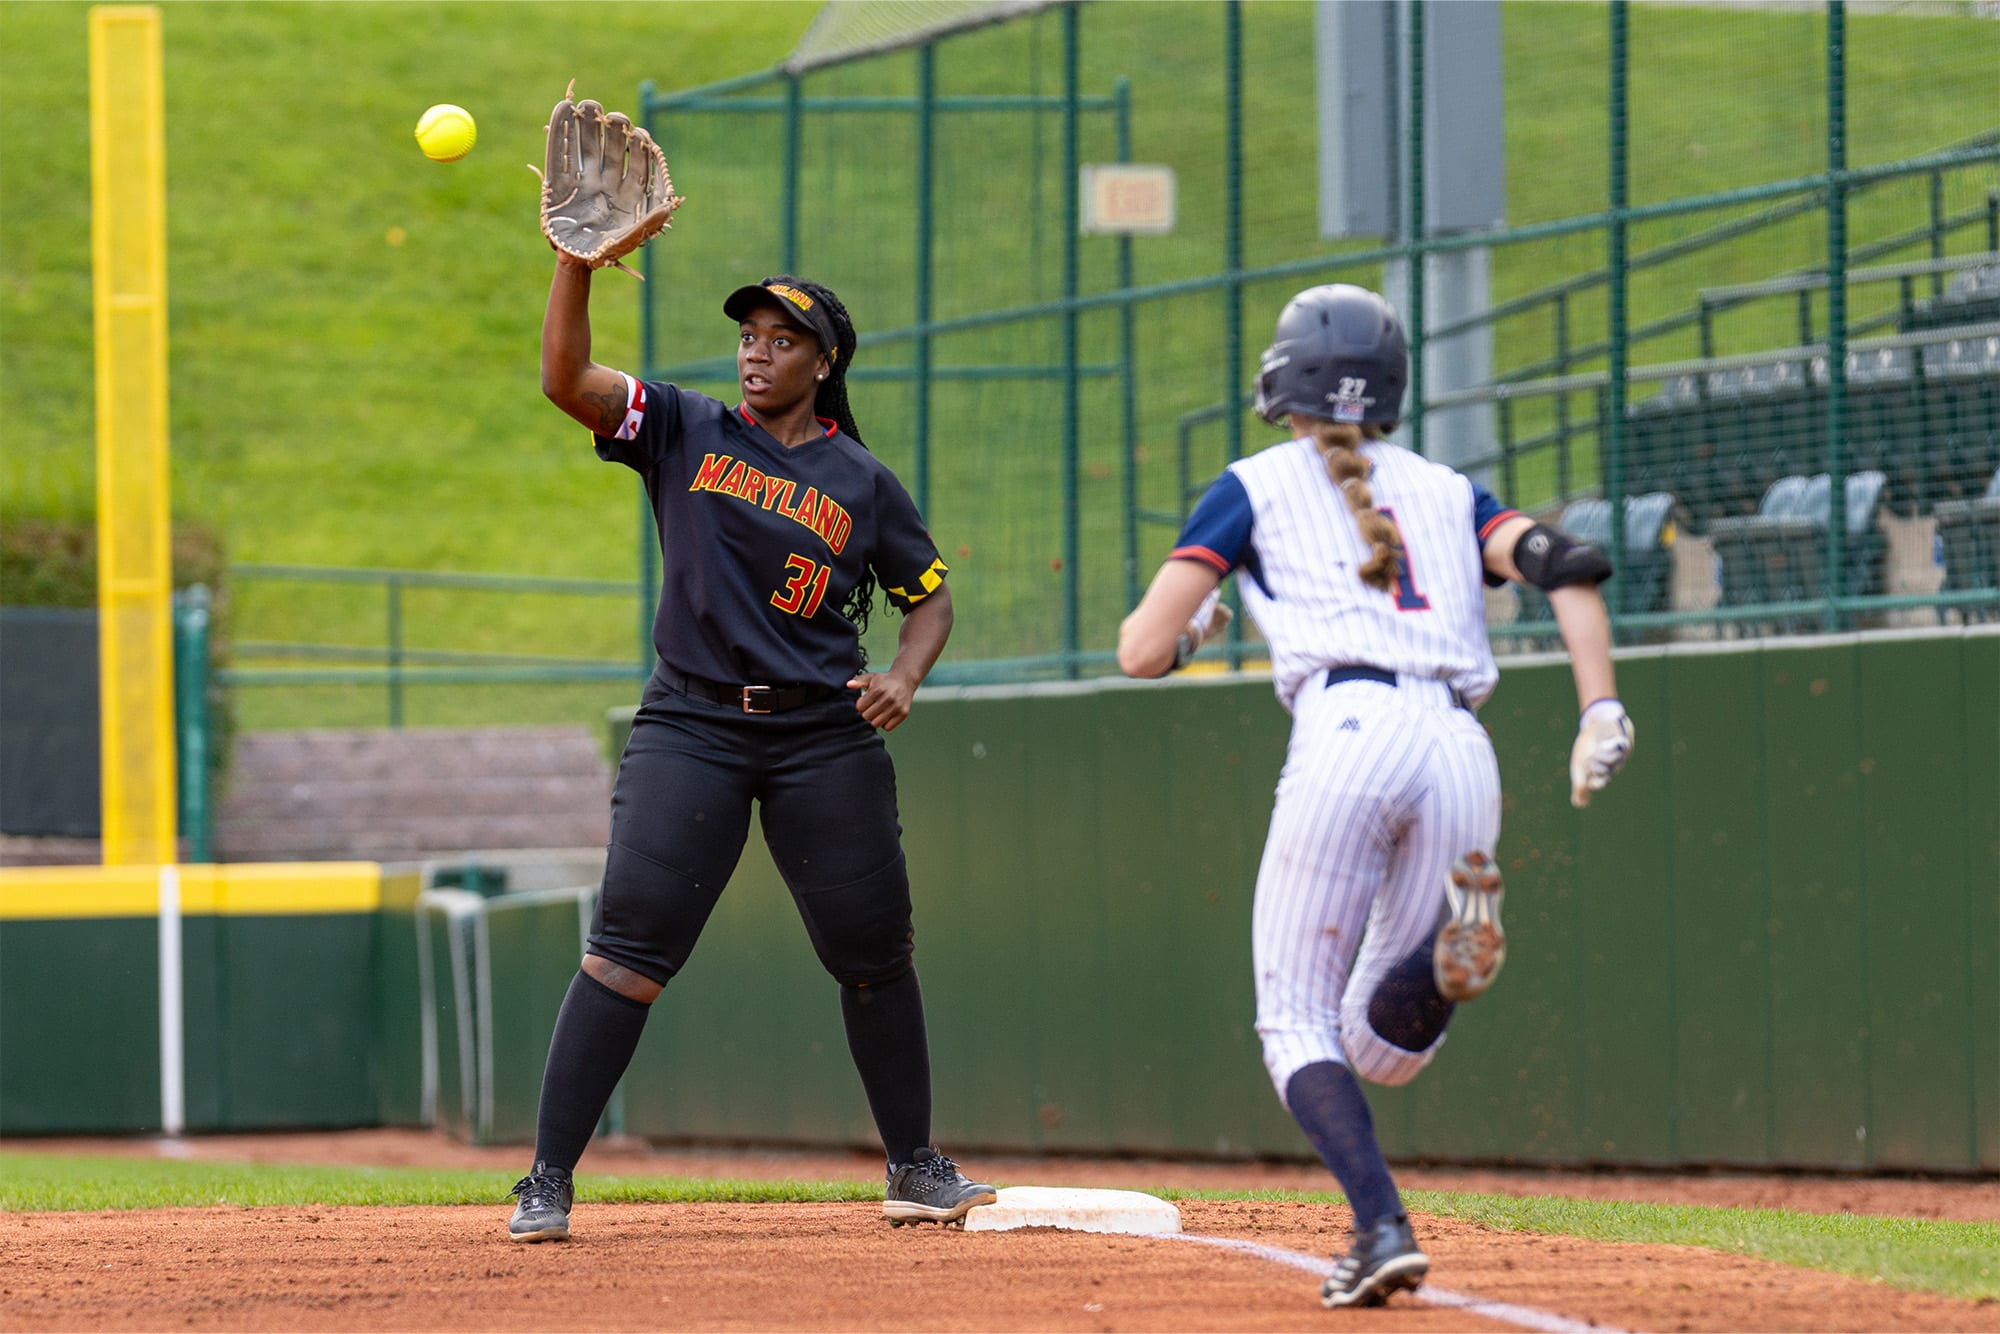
507,1161,574,1242
1320,1214,1429,1308
1435,850,1507,1001
883,1147,997,1225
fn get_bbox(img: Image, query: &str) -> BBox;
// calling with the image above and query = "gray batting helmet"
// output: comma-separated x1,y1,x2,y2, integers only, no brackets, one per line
1252,284,1409,428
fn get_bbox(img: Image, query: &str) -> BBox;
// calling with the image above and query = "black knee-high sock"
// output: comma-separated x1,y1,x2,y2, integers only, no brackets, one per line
532,970,653,1172
840,968,931,1165
1367,930,1456,1052
1285,1061,1404,1230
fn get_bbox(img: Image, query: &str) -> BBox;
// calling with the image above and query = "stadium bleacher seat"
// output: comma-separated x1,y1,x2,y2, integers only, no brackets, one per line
1626,373,1716,523
1933,466,2000,622
1710,475,1818,634
1919,333,2000,501
1830,346,1921,509
1557,491,1680,616
1798,468,1890,600
1903,261,2000,332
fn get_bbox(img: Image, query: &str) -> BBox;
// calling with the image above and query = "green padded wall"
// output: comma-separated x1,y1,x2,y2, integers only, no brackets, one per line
1,908,397,1134
0,919,163,1133
611,628,1997,1171
371,870,428,1127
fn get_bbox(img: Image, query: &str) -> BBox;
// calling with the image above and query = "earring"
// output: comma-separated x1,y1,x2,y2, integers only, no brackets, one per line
816,373,826,381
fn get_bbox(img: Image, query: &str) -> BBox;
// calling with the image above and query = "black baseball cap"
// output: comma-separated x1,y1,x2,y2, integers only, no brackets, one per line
722,281,841,364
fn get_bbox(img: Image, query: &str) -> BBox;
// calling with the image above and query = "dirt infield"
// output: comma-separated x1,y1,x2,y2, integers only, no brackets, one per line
6,1130,1997,1333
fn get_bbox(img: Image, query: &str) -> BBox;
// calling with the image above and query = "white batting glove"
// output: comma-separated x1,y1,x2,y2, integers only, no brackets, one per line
1172,590,1233,669
1569,698,1634,808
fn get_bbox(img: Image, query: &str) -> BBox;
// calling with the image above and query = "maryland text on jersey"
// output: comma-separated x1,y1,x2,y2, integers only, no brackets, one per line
690,452,854,556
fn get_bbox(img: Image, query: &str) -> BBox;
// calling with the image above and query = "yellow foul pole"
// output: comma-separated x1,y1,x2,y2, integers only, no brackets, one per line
90,6,177,866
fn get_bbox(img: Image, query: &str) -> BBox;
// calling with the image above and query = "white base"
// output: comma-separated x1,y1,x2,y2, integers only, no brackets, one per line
962,1186,1182,1235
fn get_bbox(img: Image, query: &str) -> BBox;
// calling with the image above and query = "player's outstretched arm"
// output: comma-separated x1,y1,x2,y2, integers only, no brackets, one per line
1545,584,1616,712
1486,515,1633,806
849,583,953,732
1118,559,1227,679
541,252,633,435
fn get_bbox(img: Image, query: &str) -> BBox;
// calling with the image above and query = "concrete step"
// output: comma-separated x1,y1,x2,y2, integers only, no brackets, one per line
227,727,609,784
212,725,612,863
214,814,610,863
218,773,609,820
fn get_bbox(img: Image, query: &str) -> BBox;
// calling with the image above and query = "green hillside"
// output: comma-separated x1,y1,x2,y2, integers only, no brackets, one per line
2,1,1994,730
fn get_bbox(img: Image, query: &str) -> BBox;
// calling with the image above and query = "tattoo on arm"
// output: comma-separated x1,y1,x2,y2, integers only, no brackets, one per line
582,386,625,434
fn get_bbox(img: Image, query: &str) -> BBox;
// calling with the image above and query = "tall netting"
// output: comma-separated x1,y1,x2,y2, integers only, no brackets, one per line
639,0,2000,678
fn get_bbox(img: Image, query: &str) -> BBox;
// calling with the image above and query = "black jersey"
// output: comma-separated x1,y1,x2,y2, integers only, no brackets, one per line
594,375,947,686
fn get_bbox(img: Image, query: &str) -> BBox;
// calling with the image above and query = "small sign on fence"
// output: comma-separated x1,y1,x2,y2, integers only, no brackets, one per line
1080,164,1176,236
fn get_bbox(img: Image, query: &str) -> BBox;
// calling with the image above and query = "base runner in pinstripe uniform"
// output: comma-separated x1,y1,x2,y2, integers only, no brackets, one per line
1118,284,1634,1308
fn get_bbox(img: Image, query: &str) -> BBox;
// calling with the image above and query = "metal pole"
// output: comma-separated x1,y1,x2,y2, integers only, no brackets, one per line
388,575,404,728
639,87,661,668
1928,170,1945,299
1555,295,1572,497
1061,2,1081,675
1406,0,1426,455
783,73,801,273
915,45,935,517
1825,1,1849,632
1116,77,1140,612
1224,0,1244,470
1224,0,1246,664
172,586,212,864
1606,1,1630,612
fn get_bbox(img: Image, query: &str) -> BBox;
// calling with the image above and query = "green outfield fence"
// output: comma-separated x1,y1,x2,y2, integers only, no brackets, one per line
13,631,1995,1172
632,0,2000,675
214,0,2000,721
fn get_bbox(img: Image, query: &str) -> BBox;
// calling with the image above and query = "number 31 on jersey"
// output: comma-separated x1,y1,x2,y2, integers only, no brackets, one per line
771,553,831,618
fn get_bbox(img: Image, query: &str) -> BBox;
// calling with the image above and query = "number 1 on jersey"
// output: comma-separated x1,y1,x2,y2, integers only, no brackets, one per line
771,553,832,618
1375,507,1431,611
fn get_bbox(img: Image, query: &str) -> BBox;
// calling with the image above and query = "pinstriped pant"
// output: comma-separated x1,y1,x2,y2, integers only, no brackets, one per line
1253,671,1502,1101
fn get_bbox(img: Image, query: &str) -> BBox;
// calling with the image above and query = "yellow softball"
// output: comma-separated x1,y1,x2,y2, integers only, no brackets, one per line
415,104,477,163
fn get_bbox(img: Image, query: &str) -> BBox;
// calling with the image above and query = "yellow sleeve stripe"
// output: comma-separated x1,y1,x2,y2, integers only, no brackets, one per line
886,557,949,604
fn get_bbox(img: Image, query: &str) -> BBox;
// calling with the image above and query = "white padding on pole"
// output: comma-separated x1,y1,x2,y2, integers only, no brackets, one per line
962,1186,1181,1235
157,862,184,1136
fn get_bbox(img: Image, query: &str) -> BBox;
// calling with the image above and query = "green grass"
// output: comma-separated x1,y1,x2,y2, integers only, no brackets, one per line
3,2,1996,724
0,1151,880,1210
4,1153,1993,1302
1172,1184,2000,1303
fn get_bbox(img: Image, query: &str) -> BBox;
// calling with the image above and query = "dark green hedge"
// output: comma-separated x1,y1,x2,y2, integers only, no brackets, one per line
0,517,236,797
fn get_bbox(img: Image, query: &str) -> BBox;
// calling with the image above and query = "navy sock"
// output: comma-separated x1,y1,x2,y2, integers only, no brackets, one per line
532,970,653,1173
1367,930,1456,1052
1284,1061,1403,1230
840,968,931,1165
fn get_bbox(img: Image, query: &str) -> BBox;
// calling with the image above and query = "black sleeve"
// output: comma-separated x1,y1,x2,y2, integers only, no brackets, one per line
870,467,948,612
591,377,692,473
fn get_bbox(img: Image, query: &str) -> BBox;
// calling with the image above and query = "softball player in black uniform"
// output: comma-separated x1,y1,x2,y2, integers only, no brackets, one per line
506,253,994,1241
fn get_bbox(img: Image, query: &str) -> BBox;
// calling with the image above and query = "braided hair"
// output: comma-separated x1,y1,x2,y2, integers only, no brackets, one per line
1303,417,1402,594
759,274,879,652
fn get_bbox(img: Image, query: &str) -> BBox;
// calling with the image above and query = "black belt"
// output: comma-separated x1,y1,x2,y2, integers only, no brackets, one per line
1324,665,1471,712
661,665,842,714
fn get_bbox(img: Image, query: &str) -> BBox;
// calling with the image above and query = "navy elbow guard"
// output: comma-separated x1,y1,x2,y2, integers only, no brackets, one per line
1514,523,1614,591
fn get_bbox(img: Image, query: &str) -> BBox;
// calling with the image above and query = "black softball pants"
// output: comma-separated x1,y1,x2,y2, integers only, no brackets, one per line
587,675,915,988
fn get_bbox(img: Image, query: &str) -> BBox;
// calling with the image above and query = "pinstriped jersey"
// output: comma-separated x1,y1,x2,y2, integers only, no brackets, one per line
1173,437,1519,711
595,373,947,686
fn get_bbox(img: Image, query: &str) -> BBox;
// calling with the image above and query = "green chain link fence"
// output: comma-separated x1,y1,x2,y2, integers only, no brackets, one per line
222,0,2000,721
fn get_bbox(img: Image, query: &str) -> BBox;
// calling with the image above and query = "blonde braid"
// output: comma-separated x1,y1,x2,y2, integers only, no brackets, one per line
1306,420,1401,593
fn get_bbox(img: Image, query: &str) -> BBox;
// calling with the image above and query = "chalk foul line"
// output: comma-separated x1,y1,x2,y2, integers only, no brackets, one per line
1167,1232,1627,1334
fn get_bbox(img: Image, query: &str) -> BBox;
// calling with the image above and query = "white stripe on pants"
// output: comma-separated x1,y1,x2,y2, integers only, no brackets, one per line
1253,674,1502,1100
